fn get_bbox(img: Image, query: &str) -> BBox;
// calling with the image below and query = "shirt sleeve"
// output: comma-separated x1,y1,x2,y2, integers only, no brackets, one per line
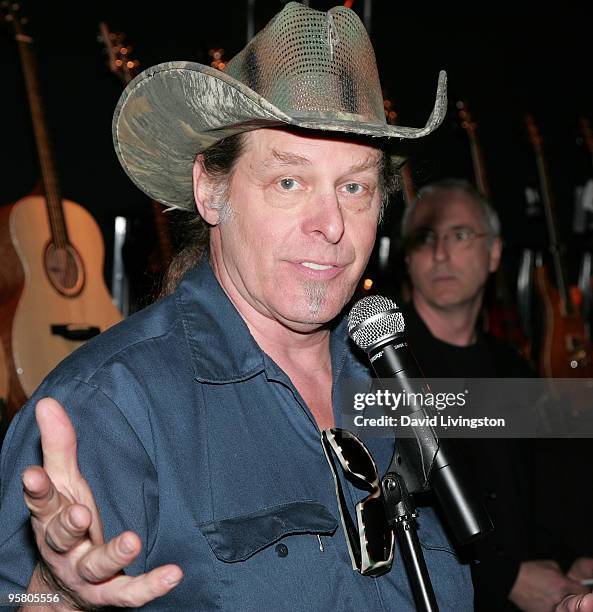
0,374,159,592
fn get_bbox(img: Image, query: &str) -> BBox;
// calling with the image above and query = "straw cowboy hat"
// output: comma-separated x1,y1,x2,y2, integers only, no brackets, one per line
113,1,447,210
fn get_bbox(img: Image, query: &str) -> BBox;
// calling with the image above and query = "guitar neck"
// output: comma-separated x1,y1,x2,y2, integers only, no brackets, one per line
399,164,416,207
467,134,490,197
458,101,490,197
99,22,174,267
529,120,573,315
15,30,69,247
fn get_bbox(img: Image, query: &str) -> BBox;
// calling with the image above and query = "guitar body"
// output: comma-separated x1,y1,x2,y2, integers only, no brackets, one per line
486,296,532,359
535,265,593,378
6,196,121,407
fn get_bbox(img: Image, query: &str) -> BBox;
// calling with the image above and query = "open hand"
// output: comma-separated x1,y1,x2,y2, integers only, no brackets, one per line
21,397,183,609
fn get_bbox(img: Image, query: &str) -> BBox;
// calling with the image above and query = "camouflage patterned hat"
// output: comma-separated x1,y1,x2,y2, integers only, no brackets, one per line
113,2,447,211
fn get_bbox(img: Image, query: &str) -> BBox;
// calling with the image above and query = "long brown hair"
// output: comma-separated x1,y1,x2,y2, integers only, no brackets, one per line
159,133,245,296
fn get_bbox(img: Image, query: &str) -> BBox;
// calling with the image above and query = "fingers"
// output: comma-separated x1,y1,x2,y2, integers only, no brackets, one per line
33,397,104,542
45,504,92,553
35,397,81,481
557,593,593,612
75,535,183,609
93,565,184,608
22,465,61,520
569,557,593,582
77,532,143,582
23,465,93,554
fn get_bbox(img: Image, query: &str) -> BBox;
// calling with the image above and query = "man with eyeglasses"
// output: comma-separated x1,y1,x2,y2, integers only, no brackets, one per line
399,179,593,611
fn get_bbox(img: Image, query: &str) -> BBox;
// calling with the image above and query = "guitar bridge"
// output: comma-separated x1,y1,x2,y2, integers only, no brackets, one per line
51,324,101,342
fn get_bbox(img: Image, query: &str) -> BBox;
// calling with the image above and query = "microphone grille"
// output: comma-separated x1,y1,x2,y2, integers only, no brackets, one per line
348,295,405,351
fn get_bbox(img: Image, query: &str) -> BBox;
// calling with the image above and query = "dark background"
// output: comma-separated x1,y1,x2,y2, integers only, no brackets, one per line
2,1,592,306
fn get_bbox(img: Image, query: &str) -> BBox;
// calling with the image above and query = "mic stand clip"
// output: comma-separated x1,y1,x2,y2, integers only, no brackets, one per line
382,471,439,612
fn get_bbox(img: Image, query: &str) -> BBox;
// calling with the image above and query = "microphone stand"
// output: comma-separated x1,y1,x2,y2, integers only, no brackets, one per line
381,469,439,612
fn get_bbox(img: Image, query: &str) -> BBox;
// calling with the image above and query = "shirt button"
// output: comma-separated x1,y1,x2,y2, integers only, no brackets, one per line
275,543,289,558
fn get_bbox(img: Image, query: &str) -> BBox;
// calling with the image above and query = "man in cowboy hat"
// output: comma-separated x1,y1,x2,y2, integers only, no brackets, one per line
0,3,515,610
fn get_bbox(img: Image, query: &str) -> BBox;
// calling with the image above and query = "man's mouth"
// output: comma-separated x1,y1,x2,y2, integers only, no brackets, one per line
433,273,456,282
301,262,336,271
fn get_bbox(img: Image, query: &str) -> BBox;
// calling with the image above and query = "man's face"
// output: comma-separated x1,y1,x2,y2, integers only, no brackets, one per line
405,190,501,312
209,128,382,332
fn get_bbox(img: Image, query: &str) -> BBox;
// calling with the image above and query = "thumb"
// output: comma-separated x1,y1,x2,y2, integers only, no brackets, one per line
35,397,81,483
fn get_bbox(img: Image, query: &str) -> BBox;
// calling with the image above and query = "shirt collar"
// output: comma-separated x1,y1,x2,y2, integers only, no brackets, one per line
174,258,367,385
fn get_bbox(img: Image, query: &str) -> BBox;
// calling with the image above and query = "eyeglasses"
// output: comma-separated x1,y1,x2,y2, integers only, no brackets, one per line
406,227,490,253
321,428,395,576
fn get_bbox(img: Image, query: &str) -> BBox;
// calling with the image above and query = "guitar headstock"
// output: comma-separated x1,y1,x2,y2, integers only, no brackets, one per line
208,48,227,71
525,114,544,151
2,0,29,36
456,99,478,137
382,97,398,126
579,117,593,156
98,22,140,85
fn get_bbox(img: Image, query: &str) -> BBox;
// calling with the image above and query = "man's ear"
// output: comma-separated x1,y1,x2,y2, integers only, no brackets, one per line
192,156,221,226
488,236,503,273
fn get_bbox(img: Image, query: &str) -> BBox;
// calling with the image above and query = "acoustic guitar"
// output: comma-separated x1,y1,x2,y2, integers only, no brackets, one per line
525,114,593,378
0,4,122,418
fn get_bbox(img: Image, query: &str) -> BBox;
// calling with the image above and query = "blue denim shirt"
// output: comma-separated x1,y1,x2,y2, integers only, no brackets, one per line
0,260,472,611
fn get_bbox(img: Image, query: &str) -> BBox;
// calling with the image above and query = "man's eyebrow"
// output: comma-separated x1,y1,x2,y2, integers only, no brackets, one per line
413,223,476,232
347,154,382,174
261,149,312,168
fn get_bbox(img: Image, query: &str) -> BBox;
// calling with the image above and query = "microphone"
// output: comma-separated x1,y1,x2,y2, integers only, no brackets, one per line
348,295,491,545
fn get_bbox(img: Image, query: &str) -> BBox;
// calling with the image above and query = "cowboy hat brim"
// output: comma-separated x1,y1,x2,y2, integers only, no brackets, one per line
113,61,447,211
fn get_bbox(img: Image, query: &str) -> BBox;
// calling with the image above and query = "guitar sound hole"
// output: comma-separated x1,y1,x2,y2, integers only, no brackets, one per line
44,242,85,297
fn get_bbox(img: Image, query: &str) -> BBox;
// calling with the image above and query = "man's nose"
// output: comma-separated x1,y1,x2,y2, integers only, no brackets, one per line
302,194,345,244
432,233,450,262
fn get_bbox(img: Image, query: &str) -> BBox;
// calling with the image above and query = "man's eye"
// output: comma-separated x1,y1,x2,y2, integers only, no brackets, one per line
279,178,298,190
344,183,364,195
454,229,473,242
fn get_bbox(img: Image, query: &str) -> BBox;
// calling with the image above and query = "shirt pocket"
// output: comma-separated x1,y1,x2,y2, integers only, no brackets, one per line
199,500,337,562
197,500,340,611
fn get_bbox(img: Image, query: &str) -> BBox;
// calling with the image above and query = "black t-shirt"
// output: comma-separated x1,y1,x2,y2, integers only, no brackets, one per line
402,303,535,612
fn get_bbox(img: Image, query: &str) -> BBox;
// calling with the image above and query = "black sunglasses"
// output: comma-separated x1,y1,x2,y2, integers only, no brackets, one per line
321,428,395,577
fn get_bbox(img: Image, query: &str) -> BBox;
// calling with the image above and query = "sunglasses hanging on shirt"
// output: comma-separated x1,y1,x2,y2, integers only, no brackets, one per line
321,428,395,577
